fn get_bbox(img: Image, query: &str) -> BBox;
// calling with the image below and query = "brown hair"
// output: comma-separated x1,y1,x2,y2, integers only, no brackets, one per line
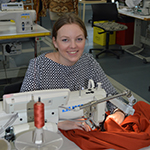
52,13,88,40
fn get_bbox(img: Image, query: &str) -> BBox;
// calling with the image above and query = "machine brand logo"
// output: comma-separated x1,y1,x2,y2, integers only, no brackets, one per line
21,13,30,19
21,13,30,15
62,104,83,112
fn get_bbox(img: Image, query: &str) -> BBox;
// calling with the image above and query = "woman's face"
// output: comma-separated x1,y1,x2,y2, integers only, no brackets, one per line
52,23,86,66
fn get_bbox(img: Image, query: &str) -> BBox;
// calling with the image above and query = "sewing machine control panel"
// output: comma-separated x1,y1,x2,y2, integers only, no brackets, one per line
1,2,24,11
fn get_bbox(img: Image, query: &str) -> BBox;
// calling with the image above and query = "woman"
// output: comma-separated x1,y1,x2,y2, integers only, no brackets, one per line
20,13,125,131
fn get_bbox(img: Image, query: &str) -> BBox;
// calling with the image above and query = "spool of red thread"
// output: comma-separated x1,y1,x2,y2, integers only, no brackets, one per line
34,97,45,129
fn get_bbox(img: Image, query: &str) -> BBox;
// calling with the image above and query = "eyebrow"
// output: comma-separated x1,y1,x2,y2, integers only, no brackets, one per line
60,34,84,38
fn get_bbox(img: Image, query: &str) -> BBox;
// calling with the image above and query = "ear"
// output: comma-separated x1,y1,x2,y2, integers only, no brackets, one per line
52,37,58,49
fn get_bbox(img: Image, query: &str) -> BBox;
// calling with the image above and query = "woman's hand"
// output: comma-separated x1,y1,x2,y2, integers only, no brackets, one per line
105,110,125,125
58,120,91,131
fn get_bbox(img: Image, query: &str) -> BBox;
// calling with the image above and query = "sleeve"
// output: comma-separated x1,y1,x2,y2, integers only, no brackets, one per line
91,58,118,113
20,58,40,92
92,59,117,95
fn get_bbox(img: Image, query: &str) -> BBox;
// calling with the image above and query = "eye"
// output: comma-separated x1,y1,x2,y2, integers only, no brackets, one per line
62,39,68,42
77,38,83,41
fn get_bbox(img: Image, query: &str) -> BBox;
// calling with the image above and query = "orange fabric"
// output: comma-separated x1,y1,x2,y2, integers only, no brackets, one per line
60,101,150,150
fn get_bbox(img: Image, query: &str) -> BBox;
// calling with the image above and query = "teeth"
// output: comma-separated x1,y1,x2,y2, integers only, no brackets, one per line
69,51,76,54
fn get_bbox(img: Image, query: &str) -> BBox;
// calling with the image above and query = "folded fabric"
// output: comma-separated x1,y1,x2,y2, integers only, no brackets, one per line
60,101,150,150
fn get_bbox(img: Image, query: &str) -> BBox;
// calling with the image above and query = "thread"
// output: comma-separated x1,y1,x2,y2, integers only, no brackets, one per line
34,97,45,128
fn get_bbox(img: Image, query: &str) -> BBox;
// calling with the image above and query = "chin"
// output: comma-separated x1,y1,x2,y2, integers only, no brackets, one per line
67,59,78,65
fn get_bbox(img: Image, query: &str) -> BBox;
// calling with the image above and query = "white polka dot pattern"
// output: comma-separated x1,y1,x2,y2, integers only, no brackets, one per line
20,52,117,112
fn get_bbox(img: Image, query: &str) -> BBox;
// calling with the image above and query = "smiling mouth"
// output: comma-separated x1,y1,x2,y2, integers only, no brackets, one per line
68,51,78,54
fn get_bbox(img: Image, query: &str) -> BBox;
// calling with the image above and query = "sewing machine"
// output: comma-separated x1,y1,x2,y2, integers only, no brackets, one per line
0,9,36,33
0,80,137,149
1,2,24,11
125,0,150,15
138,0,150,15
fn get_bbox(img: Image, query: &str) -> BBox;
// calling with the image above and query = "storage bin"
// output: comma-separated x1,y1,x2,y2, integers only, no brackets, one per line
116,16,134,45
93,21,116,46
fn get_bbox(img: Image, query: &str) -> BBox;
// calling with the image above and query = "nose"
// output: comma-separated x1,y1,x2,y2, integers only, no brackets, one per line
70,40,77,48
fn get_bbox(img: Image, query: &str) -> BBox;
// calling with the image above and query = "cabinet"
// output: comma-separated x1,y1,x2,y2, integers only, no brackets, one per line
22,0,34,10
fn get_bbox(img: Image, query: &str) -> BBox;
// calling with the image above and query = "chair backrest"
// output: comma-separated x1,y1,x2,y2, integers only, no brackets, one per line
91,3,118,22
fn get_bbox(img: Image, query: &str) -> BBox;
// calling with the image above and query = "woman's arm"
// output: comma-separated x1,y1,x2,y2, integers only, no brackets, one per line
106,109,125,125
58,120,91,132
91,57,126,124
20,58,40,92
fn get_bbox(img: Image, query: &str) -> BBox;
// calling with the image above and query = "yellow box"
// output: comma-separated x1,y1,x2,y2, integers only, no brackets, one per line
93,21,116,46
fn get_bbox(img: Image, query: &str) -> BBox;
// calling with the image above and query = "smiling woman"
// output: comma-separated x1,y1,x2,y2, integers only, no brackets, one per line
46,12,87,66
20,12,126,132
49,23,86,66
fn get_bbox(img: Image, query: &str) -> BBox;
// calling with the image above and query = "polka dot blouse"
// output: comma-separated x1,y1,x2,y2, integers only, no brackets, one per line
20,52,117,112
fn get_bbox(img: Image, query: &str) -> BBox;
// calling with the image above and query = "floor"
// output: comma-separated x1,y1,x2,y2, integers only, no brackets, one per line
0,7,150,104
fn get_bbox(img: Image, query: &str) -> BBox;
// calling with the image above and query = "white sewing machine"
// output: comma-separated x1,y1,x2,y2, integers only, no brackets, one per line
138,0,150,15
0,81,136,149
1,2,24,11
0,9,36,33
125,0,150,15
